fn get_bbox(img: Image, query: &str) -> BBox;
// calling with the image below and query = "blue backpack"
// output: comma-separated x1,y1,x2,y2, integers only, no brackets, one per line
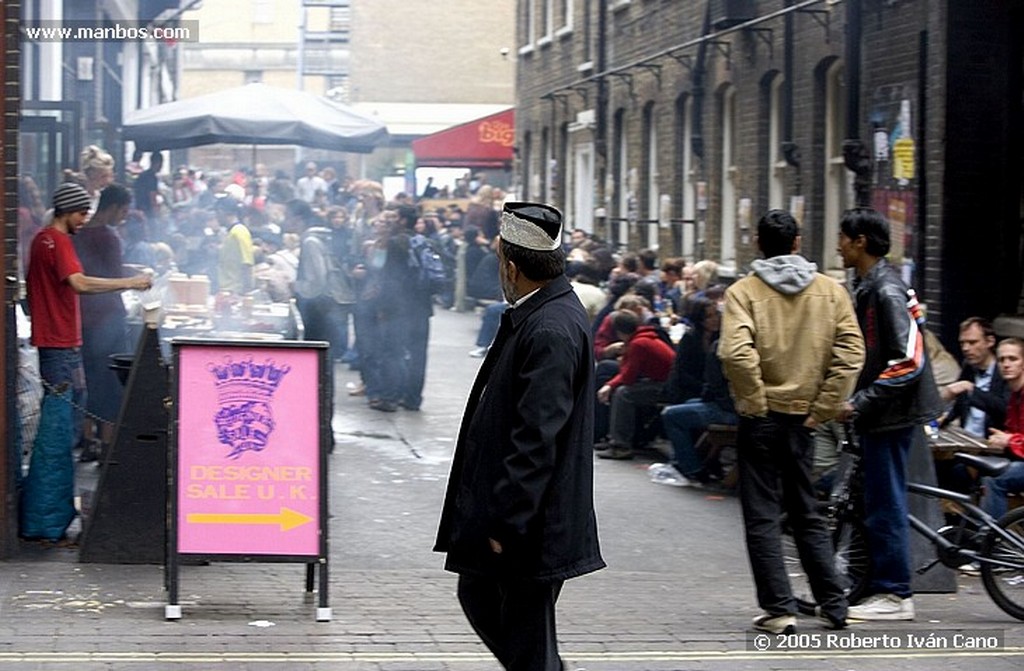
408,234,450,295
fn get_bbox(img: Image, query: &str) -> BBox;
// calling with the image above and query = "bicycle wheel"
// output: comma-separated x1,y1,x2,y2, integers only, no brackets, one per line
980,506,1024,621
787,513,871,615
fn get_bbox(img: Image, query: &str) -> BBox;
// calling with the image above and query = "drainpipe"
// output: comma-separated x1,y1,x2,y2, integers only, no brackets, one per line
691,2,712,162
596,0,609,226
916,29,928,293
841,0,871,206
691,1,713,259
781,0,801,190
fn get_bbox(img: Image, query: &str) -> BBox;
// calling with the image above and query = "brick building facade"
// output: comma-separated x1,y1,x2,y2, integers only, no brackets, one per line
514,0,1023,345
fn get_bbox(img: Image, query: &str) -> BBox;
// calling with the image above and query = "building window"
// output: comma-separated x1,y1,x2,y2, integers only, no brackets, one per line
823,60,850,271
540,0,553,43
643,101,659,249
582,0,592,65
557,0,574,34
614,108,630,248
523,130,533,201
720,85,737,270
541,127,551,201
558,122,569,214
573,142,595,233
767,74,785,211
252,0,274,24
675,94,695,259
521,0,536,53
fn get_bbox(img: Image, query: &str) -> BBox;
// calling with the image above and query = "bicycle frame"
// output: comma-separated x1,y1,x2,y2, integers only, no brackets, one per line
792,425,1024,620
908,482,1024,572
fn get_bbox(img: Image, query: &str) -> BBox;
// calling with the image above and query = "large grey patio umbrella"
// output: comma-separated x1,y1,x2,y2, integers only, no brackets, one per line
122,83,388,152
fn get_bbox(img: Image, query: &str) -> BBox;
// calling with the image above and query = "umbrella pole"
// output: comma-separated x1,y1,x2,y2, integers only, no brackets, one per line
252,144,257,171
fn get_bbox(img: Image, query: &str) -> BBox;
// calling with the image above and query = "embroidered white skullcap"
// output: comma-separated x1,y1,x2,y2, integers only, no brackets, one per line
499,202,563,251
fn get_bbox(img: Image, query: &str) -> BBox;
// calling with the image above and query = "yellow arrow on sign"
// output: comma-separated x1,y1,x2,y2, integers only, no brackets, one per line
187,507,313,531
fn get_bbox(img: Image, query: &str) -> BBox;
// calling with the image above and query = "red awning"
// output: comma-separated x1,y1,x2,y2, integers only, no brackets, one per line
412,108,514,169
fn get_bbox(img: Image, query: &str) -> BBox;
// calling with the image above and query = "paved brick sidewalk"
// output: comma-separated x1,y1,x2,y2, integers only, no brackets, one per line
2,309,1023,670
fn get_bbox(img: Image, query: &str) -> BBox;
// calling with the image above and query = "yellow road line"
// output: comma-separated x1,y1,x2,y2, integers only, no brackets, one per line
0,648,1022,663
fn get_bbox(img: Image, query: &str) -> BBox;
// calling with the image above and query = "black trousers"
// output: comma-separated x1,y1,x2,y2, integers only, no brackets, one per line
737,413,848,623
457,574,564,671
399,312,430,410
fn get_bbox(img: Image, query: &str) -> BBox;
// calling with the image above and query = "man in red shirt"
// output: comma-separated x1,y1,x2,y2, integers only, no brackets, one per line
981,337,1024,519
26,182,153,458
595,309,676,459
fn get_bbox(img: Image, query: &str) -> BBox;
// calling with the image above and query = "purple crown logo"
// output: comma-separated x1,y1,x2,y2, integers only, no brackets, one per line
207,356,290,405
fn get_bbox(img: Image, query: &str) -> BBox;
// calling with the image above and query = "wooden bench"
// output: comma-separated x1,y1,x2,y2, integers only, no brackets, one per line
694,423,738,488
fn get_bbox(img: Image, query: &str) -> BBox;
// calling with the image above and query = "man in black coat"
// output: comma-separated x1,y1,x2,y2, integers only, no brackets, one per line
435,202,605,671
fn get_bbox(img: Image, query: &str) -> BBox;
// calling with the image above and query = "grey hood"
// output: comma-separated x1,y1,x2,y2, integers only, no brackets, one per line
750,254,818,295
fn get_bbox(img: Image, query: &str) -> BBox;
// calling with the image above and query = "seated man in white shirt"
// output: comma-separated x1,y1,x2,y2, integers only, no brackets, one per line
940,317,1008,437
937,316,1009,501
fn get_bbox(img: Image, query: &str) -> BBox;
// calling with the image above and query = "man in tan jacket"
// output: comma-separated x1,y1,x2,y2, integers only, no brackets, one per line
719,209,864,636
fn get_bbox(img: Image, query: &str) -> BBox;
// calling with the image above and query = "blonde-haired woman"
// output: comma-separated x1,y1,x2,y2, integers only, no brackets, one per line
79,145,115,213
692,259,719,292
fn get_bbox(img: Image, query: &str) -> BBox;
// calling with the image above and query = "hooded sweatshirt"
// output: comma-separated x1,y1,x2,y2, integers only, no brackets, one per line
717,254,865,423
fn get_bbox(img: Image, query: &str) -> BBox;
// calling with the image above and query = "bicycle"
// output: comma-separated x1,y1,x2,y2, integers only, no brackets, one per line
783,425,1024,621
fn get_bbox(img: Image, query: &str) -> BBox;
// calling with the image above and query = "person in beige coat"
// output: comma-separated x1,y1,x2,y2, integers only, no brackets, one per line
718,209,865,636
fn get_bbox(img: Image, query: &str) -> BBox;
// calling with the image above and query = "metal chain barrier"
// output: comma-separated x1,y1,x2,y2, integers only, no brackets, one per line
30,369,118,431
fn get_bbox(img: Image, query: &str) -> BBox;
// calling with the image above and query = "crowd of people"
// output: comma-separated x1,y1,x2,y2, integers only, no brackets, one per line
438,199,1024,666
19,151,517,426
16,146,1024,650
16,149,521,540
539,206,1024,634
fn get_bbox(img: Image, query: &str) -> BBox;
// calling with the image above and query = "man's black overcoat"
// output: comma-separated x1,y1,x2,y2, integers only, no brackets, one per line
435,275,605,581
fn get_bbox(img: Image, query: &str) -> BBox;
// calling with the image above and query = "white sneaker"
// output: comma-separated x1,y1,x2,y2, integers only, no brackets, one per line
468,346,488,358
958,562,981,577
847,594,915,621
647,463,692,487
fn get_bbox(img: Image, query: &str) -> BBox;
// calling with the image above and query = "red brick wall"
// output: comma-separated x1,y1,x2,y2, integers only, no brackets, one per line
515,0,1022,343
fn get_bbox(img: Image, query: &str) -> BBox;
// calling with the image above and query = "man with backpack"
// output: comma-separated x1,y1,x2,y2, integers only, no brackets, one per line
293,206,356,363
400,219,443,411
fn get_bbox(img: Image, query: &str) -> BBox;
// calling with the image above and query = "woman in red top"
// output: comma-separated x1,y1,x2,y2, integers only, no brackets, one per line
982,336,1024,519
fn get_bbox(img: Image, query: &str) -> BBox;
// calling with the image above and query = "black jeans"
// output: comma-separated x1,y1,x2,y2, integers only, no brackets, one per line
399,311,430,410
457,574,564,671
593,360,619,441
737,412,847,621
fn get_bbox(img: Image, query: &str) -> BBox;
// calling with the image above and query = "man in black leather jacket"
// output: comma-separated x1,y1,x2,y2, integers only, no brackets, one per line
837,208,941,622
